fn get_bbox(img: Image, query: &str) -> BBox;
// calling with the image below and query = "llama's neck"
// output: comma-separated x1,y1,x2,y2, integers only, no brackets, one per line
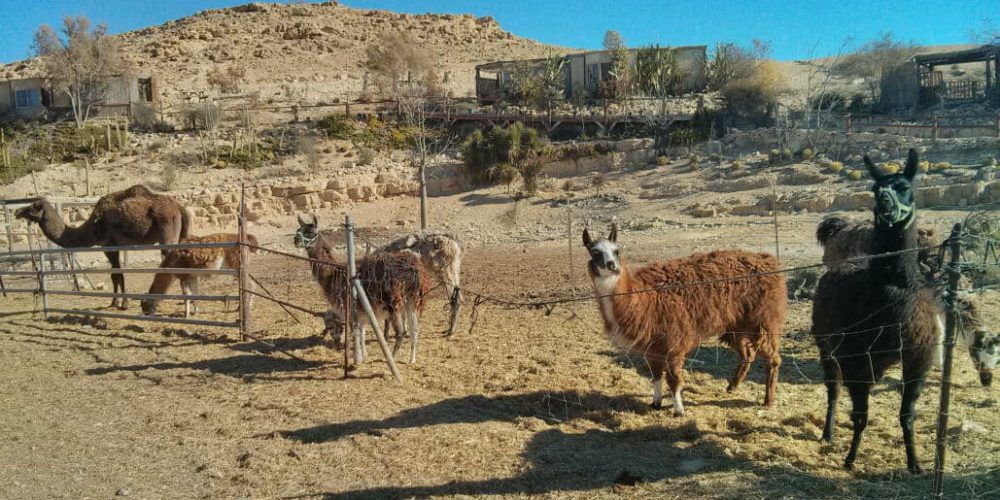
591,260,640,349
38,203,101,248
869,215,921,288
146,271,178,307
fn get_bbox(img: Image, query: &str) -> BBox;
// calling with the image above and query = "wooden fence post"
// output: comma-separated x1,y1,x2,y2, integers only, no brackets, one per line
238,185,251,341
995,113,1000,139
933,223,963,498
345,215,363,365
844,114,852,133
931,114,939,139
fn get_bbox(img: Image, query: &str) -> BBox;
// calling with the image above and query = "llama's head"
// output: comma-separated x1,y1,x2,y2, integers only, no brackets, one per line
970,330,1000,387
139,299,157,316
582,224,621,277
14,200,49,224
865,149,919,228
294,213,320,249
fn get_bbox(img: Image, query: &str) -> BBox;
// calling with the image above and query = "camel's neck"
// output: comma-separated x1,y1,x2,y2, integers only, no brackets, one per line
869,213,921,288
37,205,101,248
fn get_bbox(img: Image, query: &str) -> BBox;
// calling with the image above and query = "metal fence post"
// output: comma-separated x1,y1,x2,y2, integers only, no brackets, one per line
933,223,964,498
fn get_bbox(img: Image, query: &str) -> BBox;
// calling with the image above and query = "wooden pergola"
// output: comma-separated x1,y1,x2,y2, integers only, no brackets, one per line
914,44,1000,103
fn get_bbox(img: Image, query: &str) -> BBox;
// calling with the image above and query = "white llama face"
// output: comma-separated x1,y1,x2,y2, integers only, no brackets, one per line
582,226,621,276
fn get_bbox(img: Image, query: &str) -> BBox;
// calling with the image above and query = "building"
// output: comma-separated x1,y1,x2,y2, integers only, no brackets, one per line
475,45,708,104
0,74,157,120
880,44,1000,111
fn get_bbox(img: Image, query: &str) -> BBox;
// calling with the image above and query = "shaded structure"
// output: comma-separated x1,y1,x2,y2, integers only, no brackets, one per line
882,44,1000,110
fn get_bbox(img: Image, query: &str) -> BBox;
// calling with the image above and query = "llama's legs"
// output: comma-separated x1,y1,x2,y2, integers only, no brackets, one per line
665,355,686,416
843,382,873,470
105,251,126,309
820,357,841,443
727,335,757,393
180,278,193,318
900,364,927,474
446,284,462,337
646,352,666,410
759,338,782,408
409,306,419,364
188,278,200,317
390,315,406,358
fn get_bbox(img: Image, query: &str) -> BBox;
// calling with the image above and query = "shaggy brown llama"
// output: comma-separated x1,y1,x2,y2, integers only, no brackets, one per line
140,233,259,318
582,224,787,415
15,185,190,309
383,232,463,336
811,149,942,474
817,215,997,386
294,214,430,363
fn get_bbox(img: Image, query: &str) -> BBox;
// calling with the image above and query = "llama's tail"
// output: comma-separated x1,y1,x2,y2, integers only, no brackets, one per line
816,216,849,246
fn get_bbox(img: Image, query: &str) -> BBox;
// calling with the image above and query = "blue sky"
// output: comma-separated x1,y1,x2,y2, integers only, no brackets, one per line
0,0,996,64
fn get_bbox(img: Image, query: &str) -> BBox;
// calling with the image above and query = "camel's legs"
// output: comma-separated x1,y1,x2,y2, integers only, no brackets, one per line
105,251,127,310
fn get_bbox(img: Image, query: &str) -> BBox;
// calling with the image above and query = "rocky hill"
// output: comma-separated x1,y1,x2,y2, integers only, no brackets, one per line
2,1,567,107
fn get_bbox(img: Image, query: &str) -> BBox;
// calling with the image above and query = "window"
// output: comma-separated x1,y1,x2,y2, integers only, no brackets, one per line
15,88,41,108
138,78,154,102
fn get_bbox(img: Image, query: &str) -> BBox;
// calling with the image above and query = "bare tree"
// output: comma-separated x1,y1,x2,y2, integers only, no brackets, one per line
366,32,446,230
33,16,124,127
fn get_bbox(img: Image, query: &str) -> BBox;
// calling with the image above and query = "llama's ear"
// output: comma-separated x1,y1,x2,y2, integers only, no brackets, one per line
309,213,318,226
582,228,593,248
297,213,308,226
609,223,618,243
863,155,882,180
904,148,919,180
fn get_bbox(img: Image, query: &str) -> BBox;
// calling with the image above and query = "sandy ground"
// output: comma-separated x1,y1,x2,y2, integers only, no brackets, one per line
1,185,998,499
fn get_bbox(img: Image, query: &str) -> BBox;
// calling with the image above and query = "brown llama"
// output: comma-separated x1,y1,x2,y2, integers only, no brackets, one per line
817,215,997,386
15,184,190,309
811,150,942,474
140,233,259,318
582,224,787,415
383,232,463,336
294,214,430,363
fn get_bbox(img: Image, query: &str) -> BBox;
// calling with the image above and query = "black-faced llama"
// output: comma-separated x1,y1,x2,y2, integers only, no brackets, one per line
817,215,997,387
811,149,942,474
583,224,787,415
294,214,430,363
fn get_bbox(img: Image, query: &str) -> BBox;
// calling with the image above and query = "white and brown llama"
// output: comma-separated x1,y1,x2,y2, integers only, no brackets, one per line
817,215,998,387
383,232,464,337
811,149,942,474
294,214,430,363
140,233,259,318
582,224,787,415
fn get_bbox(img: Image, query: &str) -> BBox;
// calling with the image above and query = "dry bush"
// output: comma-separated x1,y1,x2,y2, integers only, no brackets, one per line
297,136,321,171
834,33,918,110
160,162,177,190
357,147,375,166
206,65,247,95
365,32,439,97
720,59,786,127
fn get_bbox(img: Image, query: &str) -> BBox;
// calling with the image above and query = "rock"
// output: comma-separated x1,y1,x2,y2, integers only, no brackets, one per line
706,174,776,193
779,170,829,186
116,488,130,496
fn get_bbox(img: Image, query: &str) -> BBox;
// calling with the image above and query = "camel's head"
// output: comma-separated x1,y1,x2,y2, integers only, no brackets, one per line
970,330,1000,387
140,299,157,316
865,148,918,228
294,213,320,249
582,224,621,277
14,200,48,224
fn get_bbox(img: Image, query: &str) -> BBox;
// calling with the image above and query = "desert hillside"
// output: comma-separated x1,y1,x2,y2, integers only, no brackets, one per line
1,2,568,107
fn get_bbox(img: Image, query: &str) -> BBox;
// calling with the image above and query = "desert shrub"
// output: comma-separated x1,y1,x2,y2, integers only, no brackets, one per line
318,114,356,140
720,59,786,127
801,148,814,160
460,123,545,191
357,147,376,166
934,161,952,170
181,102,223,131
827,161,845,173
881,161,900,175
297,136,321,170
708,152,722,162
918,160,931,173
781,147,793,160
848,170,864,180
562,179,575,191
206,65,246,94
591,172,606,194
656,155,670,166
160,162,177,190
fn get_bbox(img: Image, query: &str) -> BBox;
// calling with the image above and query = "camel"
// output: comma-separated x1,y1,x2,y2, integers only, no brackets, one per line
15,185,190,309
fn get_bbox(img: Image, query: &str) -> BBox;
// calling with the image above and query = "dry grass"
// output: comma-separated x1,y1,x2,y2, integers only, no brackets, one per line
0,244,997,499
